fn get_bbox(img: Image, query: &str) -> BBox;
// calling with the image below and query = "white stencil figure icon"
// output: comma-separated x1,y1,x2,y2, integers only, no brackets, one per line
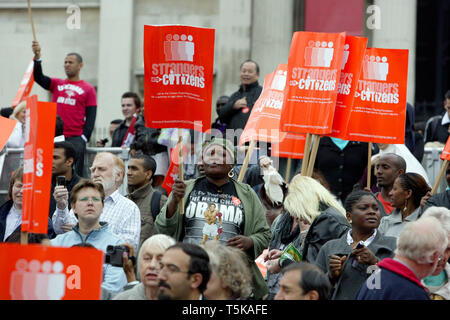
341,44,350,70
9,259,27,300
47,261,66,300
363,55,389,81
270,70,287,91
305,40,334,67
164,34,195,62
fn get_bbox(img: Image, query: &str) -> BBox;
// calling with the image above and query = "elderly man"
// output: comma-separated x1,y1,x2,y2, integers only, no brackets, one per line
357,216,448,300
157,243,211,300
52,152,141,250
274,262,331,300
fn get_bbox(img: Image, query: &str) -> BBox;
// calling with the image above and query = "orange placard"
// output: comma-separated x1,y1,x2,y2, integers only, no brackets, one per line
0,116,18,150
144,25,215,132
272,132,307,159
239,64,288,146
12,59,35,108
345,48,409,143
329,35,367,138
280,31,346,135
161,144,187,195
0,243,103,300
22,96,57,234
255,249,268,279
440,137,450,161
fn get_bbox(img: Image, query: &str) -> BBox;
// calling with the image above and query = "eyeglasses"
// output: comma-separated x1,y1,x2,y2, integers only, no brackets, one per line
78,197,102,203
159,262,190,275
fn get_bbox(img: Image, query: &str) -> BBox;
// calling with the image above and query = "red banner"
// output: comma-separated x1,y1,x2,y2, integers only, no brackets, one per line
281,31,346,135
239,64,288,146
440,137,450,161
22,96,57,234
272,133,307,159
0,243,103,300
12,59,35,108
345,48,409,143
144,25,215,132
0,117,19,150
329,35,367,138
161,144,187,195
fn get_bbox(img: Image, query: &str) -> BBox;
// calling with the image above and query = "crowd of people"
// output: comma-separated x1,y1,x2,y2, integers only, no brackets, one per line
1,43,450,301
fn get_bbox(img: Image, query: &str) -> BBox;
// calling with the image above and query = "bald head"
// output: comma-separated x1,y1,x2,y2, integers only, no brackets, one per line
375,153,406,188
381,153,406,171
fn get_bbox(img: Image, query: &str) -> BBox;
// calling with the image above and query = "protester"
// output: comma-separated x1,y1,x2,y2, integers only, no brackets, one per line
357,217,448,300
157,243,211,300
96,119,122,147
422,166,450,212
126,154,167,249
421,207,450,300
314,190,397,299
52,152,141,250
111,92,141,147
211,95,229,134
113,234,176,300
6,101,26,148
274,262,331,300
203,241,253,300
379,173,431,238
424,90,450,145
155,137,271,299
314,137,369,203
51,179,127,295
0,166,54,242
374,153,406,216
54,115,65,142
31,41,97,176
49,141,81,218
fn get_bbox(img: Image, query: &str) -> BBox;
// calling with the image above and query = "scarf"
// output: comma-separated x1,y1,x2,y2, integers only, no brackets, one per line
121,115,137,147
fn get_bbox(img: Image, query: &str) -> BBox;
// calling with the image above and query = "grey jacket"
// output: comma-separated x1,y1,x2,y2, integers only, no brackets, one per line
378,207,421,239
315,230,397,300
113,282,148,300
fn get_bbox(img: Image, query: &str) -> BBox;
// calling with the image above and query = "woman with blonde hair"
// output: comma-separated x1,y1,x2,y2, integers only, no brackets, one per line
7,101,26,148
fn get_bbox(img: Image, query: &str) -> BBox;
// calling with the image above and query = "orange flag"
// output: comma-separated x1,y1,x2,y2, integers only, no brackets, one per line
161,144,187,195
280,31,346,135
0,243,103,300
272,133,307,159
0,117,19,151
12,59,35,108
22,96,56,234
144,25,215,132
345,48,409,143
441,137,450,161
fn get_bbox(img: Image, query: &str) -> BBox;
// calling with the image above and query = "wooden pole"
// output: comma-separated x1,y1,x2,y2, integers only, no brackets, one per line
178,129,184,215
306,135,321,177
27,0,37,41
237,140,256,182
431,160,449,195
366,142,373,189
300,133,312,176
21,231,28,245
285,158,292,183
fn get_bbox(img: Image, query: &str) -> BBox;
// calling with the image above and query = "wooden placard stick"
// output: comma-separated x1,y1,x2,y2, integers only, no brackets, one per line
306,135,321,177
178,129,184,215
21,231,28,245
237,140,256,182
431,160,449,195
27,0,37,41
285,157,292,183
366,142,373,189
300,133,312,176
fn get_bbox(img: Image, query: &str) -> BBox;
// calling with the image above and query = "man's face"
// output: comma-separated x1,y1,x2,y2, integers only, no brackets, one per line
375,155,401,188
90,155,119,193
52,148,72,176
121,98,138,121
444,98,450,116
127,158,152,188
139,244,166,289
157,248,194,300
275,270,306,300
240,61,259,86
64,55,82,78
72,187,103,224
432,238,450,276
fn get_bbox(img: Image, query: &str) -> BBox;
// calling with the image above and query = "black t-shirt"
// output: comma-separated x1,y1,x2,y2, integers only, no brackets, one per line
182,177,245,245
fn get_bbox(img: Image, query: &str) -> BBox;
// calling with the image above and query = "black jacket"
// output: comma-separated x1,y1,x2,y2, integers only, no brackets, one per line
111,120,129,147
423,190,450,213
130,116,167,156
424,113,449,144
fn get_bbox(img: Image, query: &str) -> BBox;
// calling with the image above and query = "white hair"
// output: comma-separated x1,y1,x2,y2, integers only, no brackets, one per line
421,206,450,235
284,175,346,224
396,217,448,264
137,234,176,274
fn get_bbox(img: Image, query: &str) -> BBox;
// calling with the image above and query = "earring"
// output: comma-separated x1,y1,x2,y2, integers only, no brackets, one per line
403,199,408,212
228,169,235,178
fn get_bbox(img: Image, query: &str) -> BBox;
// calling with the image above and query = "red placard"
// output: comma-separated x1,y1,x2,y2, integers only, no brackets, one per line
12,59,35,108
272,132,307,159
280,31,346,135
22,96,56,234
345,48,409,143
440,137,450,161
144,25,215,132
0,116,18,150
0,243,103,300
239,64,288,146
329,35,367,138
161,144,187,195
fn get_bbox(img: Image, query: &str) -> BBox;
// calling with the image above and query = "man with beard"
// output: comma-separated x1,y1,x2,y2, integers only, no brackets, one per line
52,152,141,250
157,243,210,300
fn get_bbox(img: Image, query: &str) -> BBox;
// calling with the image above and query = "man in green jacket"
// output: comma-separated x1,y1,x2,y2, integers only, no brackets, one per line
155,138,271,299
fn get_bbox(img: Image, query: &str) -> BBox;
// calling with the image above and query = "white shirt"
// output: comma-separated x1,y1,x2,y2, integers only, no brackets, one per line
52,189,141,250
6,121,25,148
4,206,22,241
346,229,377,247
441,112,450,126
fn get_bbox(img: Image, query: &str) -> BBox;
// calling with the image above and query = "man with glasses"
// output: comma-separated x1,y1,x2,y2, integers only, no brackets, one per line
157,243,211,300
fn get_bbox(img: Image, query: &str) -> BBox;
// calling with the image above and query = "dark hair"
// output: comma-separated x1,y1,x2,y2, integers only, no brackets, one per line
396,173,431,208
445,90,450,100
1,107,13,118
167,243,211,293
66,52,83,63
110,119,123,125
54,141,76,165
55,115,64,137
240,59,260,74
130,153,157,175
344,190,378,213
121,92,141,110
70,179,105,206
216,96,229,106
8,166,23,200
282,262,331,300
381,153,407,171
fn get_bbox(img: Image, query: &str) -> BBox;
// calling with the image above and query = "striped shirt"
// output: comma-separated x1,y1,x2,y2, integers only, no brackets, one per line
52,189,141,250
